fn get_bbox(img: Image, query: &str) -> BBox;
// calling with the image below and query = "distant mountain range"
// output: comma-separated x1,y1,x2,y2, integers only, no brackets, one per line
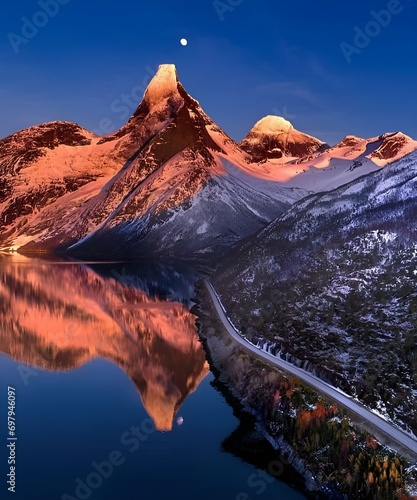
1,64,416,260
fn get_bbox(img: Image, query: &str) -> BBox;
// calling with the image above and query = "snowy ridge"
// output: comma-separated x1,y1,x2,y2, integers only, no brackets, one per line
214,149,417,435
0,65,309,259
1,64,416,260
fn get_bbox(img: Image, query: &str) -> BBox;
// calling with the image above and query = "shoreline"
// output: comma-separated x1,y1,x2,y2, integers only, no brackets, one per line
194,280,416,499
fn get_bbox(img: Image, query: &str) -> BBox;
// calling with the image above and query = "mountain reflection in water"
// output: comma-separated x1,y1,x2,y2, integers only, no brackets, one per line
0,256,209,431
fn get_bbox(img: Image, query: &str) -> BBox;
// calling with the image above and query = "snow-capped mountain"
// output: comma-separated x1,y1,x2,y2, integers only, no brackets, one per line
0,115,158,249
212,150,417,433
240,115,328,161
240,125,417,192
1,64,416,260
0,122,115,234
0,65,306,259
281,130,417,191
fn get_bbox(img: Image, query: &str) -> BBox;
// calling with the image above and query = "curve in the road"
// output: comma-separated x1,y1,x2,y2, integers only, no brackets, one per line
205,280,417,455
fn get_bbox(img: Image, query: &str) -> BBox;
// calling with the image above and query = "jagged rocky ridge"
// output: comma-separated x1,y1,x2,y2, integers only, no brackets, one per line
1,65,416,260
0,65,305,260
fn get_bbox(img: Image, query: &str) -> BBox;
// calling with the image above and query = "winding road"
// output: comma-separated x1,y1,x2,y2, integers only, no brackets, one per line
205,280,417,455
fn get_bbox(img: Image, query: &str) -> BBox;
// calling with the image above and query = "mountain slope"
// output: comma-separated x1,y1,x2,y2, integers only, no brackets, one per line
0,122,113,239
283,131,417,191
240,125,417,192
0,65,307,260
212,151,417,434
1,65,416,259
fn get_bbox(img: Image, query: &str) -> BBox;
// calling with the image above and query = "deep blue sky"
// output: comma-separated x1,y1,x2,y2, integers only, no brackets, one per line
1,0,416,145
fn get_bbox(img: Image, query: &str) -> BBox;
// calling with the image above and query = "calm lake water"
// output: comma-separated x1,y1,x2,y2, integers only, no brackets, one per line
0,256,306,500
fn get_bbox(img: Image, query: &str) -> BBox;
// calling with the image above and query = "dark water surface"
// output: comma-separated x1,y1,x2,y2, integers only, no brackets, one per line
0,256,305,500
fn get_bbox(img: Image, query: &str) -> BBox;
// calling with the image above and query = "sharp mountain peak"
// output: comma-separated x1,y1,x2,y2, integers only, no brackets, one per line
1,64,417,259
143,64,180,107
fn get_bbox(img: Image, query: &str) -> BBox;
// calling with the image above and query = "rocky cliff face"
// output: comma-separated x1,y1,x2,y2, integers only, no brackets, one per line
0,65,307,260
1,65,416,261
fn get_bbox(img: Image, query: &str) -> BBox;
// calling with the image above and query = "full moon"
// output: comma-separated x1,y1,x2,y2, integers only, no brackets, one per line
180,38,188,46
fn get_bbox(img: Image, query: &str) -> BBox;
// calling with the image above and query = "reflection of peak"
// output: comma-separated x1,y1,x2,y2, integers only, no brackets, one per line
0,258,209,431
135,342,209,431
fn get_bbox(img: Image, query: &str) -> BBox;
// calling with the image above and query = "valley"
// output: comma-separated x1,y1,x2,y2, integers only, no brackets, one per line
1,63,417,499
